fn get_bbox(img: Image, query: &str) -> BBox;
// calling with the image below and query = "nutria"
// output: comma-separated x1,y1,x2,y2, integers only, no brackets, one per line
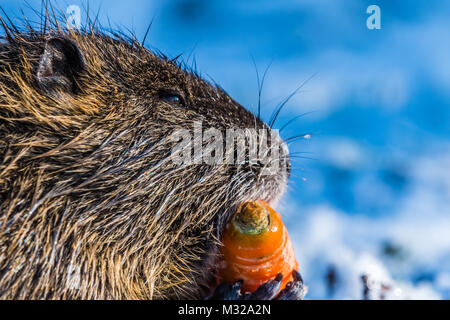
0,9,305,300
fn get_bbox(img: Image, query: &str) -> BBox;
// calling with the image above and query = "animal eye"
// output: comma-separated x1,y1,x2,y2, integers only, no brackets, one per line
159,90,186,108
163,95,181,103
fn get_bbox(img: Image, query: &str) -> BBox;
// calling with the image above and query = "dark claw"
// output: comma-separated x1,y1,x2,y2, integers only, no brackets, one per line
245,273,283,300
276,270,307,300
293,269,303,282
207,271,307,300
207,280,243,300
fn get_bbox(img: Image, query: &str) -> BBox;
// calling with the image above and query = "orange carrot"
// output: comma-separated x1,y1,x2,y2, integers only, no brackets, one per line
217,200,299,293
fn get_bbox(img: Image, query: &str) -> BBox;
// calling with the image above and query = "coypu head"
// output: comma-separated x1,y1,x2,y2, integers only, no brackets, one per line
0,15,290,299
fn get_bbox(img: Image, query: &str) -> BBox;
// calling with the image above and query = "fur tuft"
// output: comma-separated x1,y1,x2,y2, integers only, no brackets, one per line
0,3,289,299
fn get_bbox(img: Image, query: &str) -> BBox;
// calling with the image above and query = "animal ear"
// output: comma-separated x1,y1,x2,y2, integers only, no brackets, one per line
36,36,85,94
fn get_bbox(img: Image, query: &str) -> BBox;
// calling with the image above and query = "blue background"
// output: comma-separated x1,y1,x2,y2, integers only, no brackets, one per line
2,0,449,299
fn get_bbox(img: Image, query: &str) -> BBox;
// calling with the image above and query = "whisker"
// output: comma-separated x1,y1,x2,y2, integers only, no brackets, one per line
279,110,319,133
251,56,273,121
259,60,272,120
285,132,315,143
269,72,318,129
288,155,317,161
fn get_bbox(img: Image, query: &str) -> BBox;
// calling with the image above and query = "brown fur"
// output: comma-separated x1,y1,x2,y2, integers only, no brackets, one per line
0,11,289,299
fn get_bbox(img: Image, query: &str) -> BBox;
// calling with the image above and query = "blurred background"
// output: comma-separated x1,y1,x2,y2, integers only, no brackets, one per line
2,0,449,299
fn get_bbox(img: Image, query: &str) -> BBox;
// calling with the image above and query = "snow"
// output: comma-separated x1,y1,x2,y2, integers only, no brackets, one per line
280,150,450,299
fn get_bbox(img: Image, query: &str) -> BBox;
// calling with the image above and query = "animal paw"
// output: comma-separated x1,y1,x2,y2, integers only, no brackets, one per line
206,271,307,300
275,270,307,300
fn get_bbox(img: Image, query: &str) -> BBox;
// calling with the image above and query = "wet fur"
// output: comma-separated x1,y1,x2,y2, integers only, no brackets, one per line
0,8,289,299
